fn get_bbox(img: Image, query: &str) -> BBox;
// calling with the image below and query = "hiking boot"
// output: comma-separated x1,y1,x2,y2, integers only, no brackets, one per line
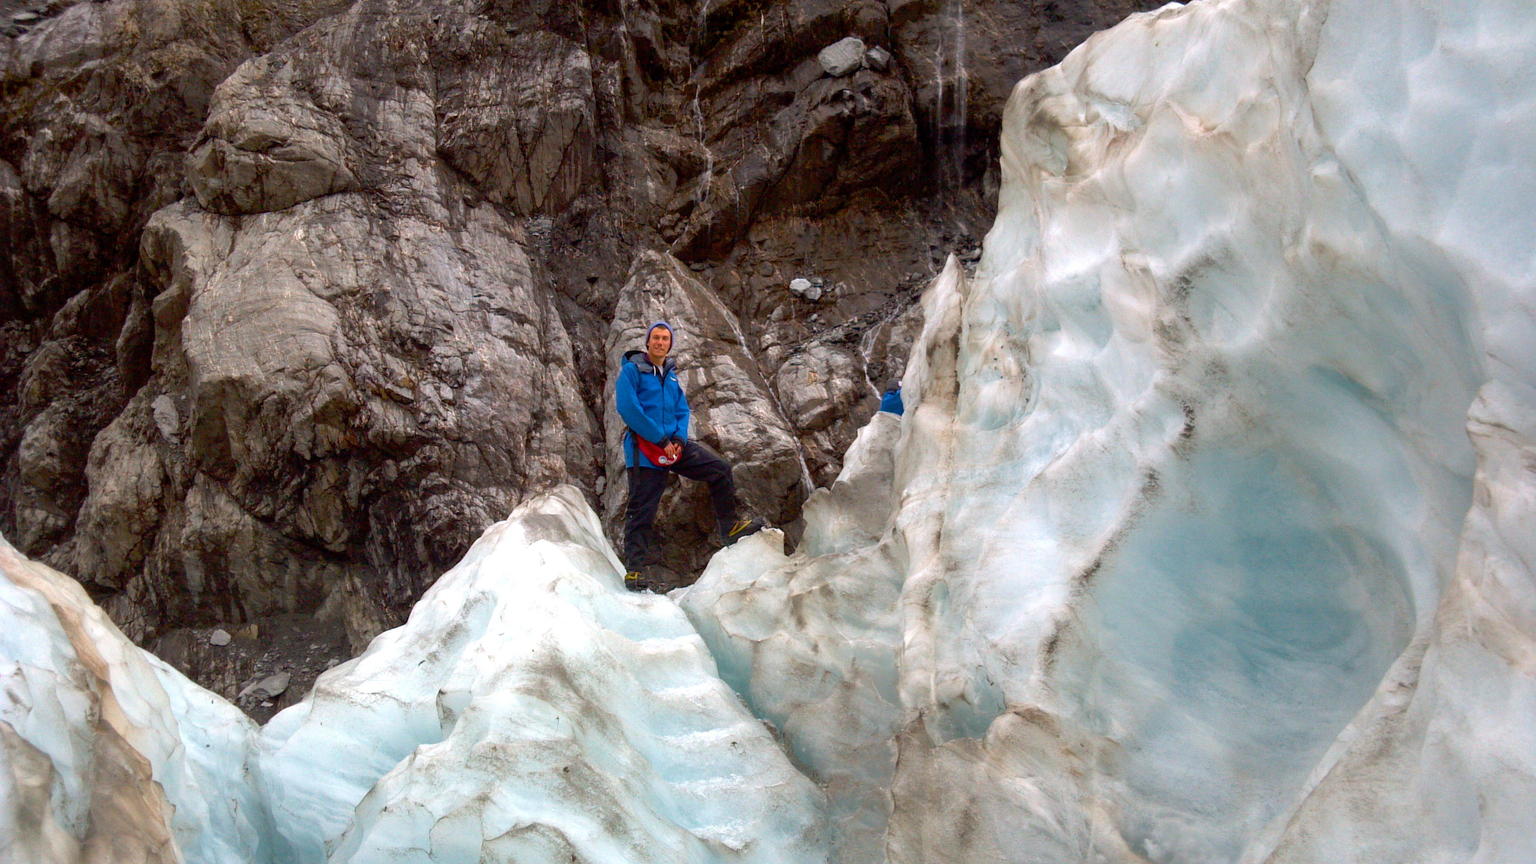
623,570,650,592
721,518,765,546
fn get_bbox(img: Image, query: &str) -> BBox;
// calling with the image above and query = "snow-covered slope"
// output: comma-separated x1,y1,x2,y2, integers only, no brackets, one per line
2,0,1532,862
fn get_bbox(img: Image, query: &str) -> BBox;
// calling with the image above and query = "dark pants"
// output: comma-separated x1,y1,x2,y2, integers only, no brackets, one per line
623,441,739,571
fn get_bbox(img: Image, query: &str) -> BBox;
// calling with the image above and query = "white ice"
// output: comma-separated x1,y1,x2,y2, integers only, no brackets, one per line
263,486,824,864
1,489,826,863
684,0,1536,862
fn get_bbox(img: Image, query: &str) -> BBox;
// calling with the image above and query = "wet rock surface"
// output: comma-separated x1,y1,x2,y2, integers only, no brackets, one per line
0,0,1158,710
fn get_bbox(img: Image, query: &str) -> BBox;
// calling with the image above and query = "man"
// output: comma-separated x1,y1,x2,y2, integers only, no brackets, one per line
616,321,762,591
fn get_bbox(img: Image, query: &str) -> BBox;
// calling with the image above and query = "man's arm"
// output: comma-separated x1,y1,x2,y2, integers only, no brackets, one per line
615,364,667,443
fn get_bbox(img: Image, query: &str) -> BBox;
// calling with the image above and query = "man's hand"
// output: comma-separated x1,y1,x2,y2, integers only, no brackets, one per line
663,441,682,461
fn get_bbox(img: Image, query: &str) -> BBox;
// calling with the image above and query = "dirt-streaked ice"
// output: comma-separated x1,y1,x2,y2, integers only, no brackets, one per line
684,1,1534,863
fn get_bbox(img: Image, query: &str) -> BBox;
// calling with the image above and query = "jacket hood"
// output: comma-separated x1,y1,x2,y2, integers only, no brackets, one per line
623,349,675,373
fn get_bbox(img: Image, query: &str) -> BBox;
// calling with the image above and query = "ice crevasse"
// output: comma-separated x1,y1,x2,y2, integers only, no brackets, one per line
3,0,1535,862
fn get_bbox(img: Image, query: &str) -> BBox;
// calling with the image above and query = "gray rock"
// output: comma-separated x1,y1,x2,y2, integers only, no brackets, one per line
140,186,596,643
818,37,866,77
672,38,923,259
864,46,892,72
151,395,179,441
435,32,597,215
187,77,361,214
13,408,77,550
789,277,824,302
239,670,290,699
771,297,926,487
71,398,168,599
209,628,231,646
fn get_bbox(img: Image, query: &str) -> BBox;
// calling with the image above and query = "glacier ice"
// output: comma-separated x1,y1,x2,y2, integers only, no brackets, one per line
263,486,824,864
1,490,826,863
3,0,1535,862
679,408,908,864
0,533,270,864
682,0,1536,862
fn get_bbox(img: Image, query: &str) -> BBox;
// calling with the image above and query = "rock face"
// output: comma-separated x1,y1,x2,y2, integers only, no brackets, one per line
0,0,1161,672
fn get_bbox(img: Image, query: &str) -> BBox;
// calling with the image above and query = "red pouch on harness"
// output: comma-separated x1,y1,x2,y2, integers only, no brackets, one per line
635,436,678,466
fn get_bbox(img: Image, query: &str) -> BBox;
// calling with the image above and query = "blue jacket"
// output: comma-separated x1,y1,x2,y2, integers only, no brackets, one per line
616,349,691,468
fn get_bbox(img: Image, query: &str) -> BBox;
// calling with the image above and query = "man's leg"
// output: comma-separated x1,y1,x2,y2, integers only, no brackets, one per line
669,441,760,542
623,467,668,577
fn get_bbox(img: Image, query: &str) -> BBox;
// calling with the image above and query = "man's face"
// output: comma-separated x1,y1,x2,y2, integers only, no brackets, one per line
647,327,672,362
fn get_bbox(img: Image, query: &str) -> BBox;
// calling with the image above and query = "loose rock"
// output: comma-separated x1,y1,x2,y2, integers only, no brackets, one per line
818,37,866,77
240,671,291,699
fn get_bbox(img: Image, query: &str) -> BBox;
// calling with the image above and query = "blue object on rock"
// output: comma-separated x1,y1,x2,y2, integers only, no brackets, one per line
880,385,904,416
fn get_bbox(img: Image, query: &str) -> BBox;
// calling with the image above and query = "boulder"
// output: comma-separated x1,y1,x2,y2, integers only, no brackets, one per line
818,36,866,76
